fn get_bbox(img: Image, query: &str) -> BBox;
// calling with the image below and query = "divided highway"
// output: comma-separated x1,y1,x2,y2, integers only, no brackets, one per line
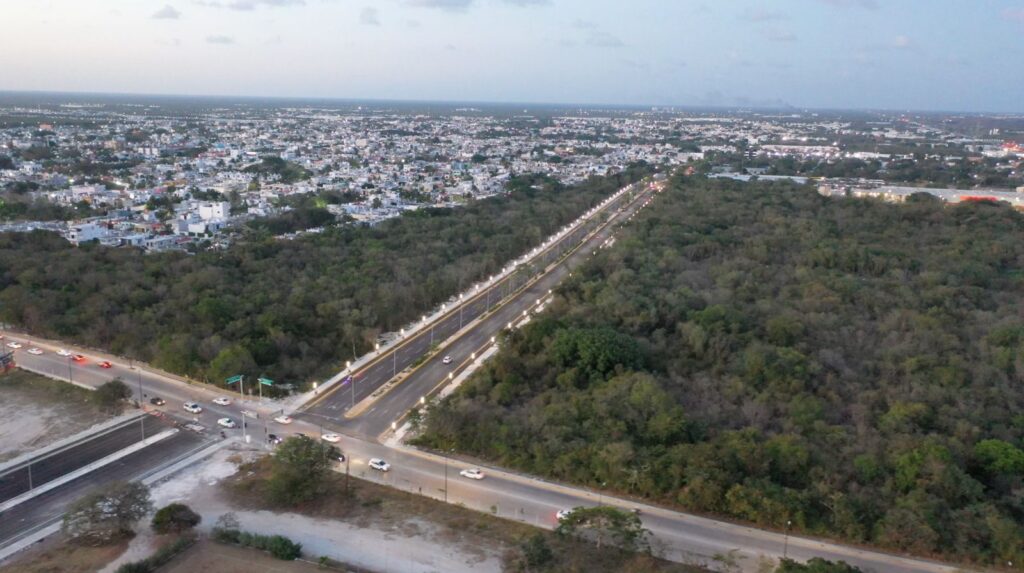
301,179,655,435
0,415,166,504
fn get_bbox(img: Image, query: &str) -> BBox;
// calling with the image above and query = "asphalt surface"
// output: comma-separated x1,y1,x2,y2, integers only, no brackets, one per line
301,182,651,436
0,426,206,549
0,415,165,504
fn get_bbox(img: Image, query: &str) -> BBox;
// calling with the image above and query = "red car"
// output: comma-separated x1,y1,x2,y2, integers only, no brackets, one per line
72,354,86,362
98,361,112,369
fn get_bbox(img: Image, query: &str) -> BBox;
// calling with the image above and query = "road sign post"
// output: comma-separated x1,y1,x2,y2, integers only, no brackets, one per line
258,377,273,402
226,374,244,400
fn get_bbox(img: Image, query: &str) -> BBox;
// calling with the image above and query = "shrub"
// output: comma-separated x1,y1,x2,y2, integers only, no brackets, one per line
151,503,201,534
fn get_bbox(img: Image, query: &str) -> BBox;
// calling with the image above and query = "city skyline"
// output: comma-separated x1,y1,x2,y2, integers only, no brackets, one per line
3,0,1023,113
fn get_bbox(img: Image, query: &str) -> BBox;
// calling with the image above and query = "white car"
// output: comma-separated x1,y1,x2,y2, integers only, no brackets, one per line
273,415,293,425
556,508,575,521
321,433,341,443
183,402,203,414
6,341,22,349
56,348,72,357
459,468,485,480
212,396,232,406
442,355,453,364
368,458,391,472
26,348,43,355
217,417,237,429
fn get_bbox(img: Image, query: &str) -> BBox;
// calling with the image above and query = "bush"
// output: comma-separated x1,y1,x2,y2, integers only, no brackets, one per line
151,503,201,534
520,533,554,568
93,379,132,413
212,524,302,561
114,534,196,573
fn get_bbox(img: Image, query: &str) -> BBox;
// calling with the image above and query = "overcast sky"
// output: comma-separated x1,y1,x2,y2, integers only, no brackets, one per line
2,0,1022,112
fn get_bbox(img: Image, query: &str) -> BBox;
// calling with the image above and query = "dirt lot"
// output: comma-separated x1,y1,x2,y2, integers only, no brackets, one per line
0,536,128,573
0,369,109,462
221,455,700,573
160,540,355,573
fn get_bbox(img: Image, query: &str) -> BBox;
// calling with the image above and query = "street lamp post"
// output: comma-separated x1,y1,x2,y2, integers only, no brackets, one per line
783,520,792,559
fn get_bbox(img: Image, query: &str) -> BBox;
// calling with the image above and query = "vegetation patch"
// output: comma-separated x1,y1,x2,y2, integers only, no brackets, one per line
417,176,1024,567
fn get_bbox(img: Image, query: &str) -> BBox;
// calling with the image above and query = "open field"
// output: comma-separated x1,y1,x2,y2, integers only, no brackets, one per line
160,540,353,573
0,535,128,573
0,369,108,462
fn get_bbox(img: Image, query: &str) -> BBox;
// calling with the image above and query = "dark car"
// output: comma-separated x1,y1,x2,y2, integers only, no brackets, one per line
268,433,283,445
149,397,166,406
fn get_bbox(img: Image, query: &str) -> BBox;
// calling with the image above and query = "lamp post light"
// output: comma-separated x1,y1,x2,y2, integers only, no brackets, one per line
783,520,792,559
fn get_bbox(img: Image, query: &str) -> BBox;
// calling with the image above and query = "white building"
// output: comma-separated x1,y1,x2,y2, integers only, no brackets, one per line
65,223,108,245
198,201,230,220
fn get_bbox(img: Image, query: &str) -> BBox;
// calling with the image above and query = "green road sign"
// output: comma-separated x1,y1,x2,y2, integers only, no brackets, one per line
225,375,243,384
258,377,274,386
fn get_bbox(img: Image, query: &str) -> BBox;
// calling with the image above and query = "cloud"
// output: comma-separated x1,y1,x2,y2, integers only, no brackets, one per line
152,4,182,19
818,0,878,8
360,6,380,25
406,0,473,11
765,28,797,42
206,35,235,44
571,19,597,30
198,0,306,10
892,34,912,49
1003,8,1024,23
741,9,785,22
501,0,550,5
586,30,624,48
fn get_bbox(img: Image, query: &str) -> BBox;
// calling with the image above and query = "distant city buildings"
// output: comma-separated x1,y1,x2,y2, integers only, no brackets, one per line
1,100,1022,251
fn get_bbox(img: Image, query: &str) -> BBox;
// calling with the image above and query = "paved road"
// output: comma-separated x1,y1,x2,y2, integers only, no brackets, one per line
0,415,165,504
299,186,641,432
0,428,206,549
315,181,660,437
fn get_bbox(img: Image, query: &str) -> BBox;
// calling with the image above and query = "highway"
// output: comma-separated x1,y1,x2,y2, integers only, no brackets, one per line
312,179,660,437
0,176,978,572
0,428,206,549
0,415,166,504
299,183,642,433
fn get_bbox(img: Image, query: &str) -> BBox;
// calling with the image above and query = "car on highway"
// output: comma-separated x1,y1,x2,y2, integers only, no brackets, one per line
217,417,237,429
150,397,166,406
98,361,112,368
6,341,22,349
26,348,43,355
459,468,485,480
183,402,203,414
442,355,453,364
72,354,86,362
321,433,341,443
273,415,293,424
212,396,232,406
556,508,576,521
267,433,283,445
368,458,391,472
56,349,72,357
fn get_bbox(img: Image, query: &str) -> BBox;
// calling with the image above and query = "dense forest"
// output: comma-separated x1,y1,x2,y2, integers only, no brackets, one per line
0,167,651,387
416,176,1024,566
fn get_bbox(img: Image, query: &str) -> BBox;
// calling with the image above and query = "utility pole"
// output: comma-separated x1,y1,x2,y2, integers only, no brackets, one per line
784,520,792,558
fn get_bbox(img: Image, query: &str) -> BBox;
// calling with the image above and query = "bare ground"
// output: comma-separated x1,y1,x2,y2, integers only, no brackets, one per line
0,369,109,462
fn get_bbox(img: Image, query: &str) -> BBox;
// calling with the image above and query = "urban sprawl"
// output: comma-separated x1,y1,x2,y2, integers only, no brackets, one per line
1,99,1023,252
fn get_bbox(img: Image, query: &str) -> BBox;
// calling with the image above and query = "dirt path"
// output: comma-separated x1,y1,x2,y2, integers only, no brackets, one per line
103,449,503,573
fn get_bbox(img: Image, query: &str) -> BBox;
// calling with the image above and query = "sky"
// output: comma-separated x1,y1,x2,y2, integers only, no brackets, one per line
1,0,1022,112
